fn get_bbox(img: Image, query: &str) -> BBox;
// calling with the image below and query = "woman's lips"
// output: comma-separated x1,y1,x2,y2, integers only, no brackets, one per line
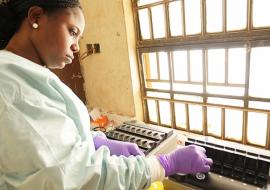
65,55,74,64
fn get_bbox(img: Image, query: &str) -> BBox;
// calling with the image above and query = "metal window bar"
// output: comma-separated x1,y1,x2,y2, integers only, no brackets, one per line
221,108,225,140
168,51,176,129
207,82,245,88
149,8,154,40
156,99,161,125
172,80,203,85
187,50,191,82
185,103,190,131
181,0,186,36
242,110,248,145
164,2,170,38
223,0,226,32
143,53,151,88
224,48,228,85
243,43,251,145
247,0,252,31
137,49,149,123
145,79,169,83
201,0,206,35
203,106,207,136
202,49,207,135
171,50,176,82
267,114,270,149
136,0,170,9
156,52,160,79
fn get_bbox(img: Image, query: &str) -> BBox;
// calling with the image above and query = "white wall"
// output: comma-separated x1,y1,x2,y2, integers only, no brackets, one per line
80,0,143,119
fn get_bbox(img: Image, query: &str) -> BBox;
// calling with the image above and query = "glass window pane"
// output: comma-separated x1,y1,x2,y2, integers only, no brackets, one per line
138,0,162,6
227,0,247,31
206,0,223,33
228,48,246,84
253,0,270,28
138,9,151,40
190,50,203,82
174,94,203,102
247,112,267,146
159,52,169,80
207,107,222,136
185,0,201,35
249,47,270,98
173,51,188,81
189,105,203,131
249,101,270,111
173,83,203,93
208,49,225,83
147,100,157,122
225,109,243,141
169,1,183,36
175,103,187,129
207,86,245,96
143,53,158,79
208,97,244,107
146,82,170,90
159,101,171,125
146,92,170,99
151,5,166,38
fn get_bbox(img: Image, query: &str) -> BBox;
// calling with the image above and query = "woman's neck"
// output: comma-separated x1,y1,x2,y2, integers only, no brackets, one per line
5,31,45,67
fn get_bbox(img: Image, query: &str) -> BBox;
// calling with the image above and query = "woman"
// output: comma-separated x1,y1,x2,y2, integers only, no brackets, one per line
0,0,213,189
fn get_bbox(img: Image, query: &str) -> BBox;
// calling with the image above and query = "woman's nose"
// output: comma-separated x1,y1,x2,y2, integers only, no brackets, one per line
71,43,80,53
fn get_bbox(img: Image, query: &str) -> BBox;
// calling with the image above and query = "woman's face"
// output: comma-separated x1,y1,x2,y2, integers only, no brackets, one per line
33,7,85,69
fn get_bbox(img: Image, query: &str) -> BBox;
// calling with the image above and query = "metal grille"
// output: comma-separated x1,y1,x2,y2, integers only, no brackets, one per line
133,0,270,149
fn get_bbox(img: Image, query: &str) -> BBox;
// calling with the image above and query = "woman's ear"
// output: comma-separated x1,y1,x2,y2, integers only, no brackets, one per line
27,6,45,29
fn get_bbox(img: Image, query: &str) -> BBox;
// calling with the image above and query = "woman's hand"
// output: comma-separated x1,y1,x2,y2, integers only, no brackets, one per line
157,145,213,176
93,136,144,157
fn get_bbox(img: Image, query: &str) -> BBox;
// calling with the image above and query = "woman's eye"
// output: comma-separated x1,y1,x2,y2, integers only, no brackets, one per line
70,29,77,37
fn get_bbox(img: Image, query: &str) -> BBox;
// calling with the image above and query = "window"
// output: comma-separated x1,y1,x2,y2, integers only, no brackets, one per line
134,0,270,149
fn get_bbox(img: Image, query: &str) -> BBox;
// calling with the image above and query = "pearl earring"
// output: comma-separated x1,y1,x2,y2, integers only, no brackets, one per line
32,23,39,29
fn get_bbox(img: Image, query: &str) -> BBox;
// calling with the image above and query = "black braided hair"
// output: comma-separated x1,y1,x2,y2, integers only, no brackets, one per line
0,0,81,49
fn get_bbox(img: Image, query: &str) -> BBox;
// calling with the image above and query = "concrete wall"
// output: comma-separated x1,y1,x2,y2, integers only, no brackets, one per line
80,0,143,119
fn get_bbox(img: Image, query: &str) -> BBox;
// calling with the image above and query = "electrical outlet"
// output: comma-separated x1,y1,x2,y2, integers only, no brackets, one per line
93,43,101,53
86,44,93,55
86,43,100,55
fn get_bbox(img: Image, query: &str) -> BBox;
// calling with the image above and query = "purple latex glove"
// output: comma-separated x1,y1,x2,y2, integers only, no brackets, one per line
157,145,213,176
93,135,144,157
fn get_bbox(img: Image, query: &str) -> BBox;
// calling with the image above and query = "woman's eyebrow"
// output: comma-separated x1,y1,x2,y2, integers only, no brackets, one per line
74,26,83,39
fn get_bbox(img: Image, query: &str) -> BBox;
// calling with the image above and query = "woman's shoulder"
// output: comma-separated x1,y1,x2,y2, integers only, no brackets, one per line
0,50,20,64
0,50,56,82
0,50,53,104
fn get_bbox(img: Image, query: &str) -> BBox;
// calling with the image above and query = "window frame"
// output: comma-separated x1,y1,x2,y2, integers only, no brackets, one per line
132,0,270,150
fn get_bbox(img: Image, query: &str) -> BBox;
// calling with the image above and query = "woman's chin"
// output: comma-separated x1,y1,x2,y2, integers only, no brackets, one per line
59,62,67,69
48,62,66,69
